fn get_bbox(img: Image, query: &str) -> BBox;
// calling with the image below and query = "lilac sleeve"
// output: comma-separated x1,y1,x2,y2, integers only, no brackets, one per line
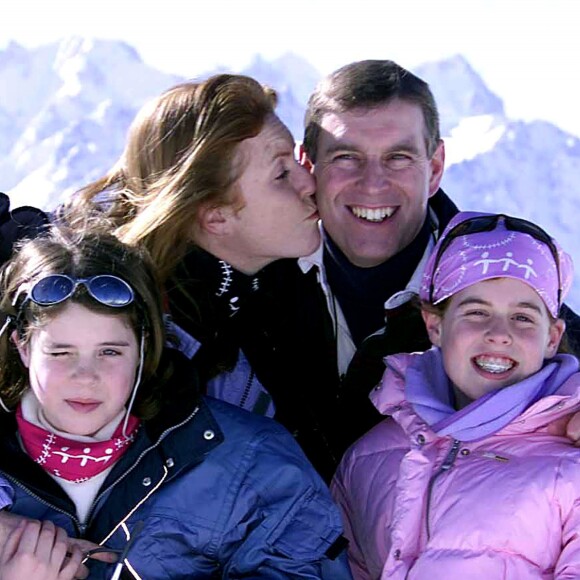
0,478,13,509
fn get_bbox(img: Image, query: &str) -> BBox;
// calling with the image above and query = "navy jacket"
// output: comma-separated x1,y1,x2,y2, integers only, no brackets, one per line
0,379,351,578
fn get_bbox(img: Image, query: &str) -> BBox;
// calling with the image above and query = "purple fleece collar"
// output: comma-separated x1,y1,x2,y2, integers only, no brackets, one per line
405,347,580,441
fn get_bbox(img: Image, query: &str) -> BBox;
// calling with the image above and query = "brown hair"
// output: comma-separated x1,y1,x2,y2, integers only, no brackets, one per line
303,59,440,163
0,226,167,416
60,74,277,284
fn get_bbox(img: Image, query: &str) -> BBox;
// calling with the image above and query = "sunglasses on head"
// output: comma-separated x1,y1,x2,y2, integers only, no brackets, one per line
19,274,135,309
428,214,562,309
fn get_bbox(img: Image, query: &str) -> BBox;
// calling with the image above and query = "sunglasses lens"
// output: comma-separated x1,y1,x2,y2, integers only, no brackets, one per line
30,275,75,305
87,276,134,307
506,218,550,244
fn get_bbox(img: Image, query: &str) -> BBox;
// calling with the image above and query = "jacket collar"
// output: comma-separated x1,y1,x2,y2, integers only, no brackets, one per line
297,189,456,309
297,221,325,274
86,395,224,541
372,349,580,442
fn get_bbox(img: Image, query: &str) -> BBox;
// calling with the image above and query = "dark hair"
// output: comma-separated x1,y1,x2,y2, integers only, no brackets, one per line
0,226,167,416
303,59,440,163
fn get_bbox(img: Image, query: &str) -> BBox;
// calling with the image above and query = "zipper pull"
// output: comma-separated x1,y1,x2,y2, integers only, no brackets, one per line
482,451,509,463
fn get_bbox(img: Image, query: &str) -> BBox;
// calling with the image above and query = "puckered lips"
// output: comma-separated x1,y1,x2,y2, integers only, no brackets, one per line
349,205,396,223
471,354,518,379
306,208,320,221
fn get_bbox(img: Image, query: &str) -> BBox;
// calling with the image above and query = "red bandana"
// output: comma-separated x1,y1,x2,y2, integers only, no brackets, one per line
16,406,140,483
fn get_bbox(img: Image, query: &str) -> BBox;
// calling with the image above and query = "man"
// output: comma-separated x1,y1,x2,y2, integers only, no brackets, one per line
268,59,580,480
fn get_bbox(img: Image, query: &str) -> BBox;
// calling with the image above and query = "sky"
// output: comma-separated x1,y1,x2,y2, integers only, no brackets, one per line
2,0,580,135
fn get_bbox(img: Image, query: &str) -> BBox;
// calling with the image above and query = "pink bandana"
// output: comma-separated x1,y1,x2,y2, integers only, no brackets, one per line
419,211,574,317
16,406,140,483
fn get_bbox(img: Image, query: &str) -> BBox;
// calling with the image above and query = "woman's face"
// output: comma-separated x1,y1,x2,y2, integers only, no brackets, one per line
221,114,320,274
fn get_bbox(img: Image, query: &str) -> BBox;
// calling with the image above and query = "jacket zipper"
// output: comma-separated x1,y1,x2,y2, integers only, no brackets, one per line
0,471,83,533
3,405,201,540
425,439,461,540
239,369,255,410
84,405,201,527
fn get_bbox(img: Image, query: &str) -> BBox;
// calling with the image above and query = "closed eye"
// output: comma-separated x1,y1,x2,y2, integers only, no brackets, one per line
276,169,290,180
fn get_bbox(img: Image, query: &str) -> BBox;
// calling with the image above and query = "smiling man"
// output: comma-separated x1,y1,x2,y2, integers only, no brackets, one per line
298,61,456,371
267,60,580,480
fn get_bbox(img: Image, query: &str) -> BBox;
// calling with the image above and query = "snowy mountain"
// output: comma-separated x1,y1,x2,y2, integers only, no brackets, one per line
1,38,579,312
1,37,183,210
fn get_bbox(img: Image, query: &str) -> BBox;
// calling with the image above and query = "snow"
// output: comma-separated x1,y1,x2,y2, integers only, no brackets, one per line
1,38,579,312
444,115,506,166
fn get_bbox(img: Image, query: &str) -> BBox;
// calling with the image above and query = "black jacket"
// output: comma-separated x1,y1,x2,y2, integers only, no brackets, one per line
265,189,460,480
164,247,339,478
266,188,580,477
0,192,49,264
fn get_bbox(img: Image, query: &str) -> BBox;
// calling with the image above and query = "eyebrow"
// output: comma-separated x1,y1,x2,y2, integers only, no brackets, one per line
46,341,132,348
265,132,295,156
320,138,423,157
456,297,543,314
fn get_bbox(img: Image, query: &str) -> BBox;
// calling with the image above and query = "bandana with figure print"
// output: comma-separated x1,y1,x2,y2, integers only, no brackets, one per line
16,406,140,483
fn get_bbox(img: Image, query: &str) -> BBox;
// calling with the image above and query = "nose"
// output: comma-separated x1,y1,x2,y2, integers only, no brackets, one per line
359,158,390,194
72,358,99,383
295,164,316,201
484,317,512,345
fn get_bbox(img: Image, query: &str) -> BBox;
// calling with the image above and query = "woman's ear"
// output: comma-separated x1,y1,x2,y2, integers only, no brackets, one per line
11,329,30,368
299,144,314,172
546,318,566,358
421,309,443,347
197,204,235,237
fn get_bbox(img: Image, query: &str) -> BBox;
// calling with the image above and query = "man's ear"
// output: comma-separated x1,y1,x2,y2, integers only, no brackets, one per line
197,204,235,236
421,309,443,347
11,329,30,368
428,140,445,197
298,144,314,172
546,318,566,358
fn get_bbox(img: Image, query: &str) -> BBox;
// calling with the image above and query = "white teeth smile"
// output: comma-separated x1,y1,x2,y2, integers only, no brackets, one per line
474,356,515,374
350,206,395,222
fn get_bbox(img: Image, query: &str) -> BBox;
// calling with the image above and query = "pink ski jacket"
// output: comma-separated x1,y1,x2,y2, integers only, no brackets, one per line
332,351,580,579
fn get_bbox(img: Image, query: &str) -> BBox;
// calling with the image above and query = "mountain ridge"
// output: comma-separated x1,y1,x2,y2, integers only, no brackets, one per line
2,38,578,311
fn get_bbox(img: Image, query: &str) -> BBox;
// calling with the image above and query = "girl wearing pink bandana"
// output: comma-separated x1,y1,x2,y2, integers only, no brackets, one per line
0,226,350,580
332,211,580,579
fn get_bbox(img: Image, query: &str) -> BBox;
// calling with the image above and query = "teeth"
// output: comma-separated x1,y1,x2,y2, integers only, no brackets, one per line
351,206,395,222
474,356,515,374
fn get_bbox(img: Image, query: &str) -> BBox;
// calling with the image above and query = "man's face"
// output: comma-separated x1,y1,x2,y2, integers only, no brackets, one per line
312,99,445,268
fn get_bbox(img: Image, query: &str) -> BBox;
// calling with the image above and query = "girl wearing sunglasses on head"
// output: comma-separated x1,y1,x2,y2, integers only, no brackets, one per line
0,226,350,579
332,211,580,579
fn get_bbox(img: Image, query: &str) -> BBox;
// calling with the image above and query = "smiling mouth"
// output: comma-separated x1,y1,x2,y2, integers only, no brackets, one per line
473,355,517,374
349,206,396,222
